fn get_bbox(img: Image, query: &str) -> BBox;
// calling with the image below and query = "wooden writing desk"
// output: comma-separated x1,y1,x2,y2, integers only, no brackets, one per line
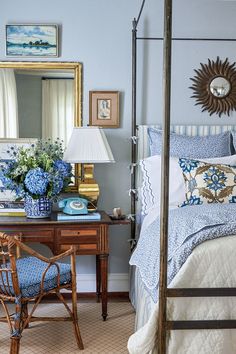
0,211,129,320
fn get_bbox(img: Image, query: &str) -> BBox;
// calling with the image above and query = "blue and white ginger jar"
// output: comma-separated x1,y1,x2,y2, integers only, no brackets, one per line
24,195,52,218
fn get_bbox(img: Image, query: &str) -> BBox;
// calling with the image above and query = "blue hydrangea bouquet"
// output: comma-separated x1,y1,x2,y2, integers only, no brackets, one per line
0,139,72,218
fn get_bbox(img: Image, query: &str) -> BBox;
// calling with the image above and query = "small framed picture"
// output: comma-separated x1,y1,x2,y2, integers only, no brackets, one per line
6,24,58,57
89,91,119,128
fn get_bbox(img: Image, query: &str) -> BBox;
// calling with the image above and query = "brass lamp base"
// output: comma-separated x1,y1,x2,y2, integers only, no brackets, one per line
78,164,99,211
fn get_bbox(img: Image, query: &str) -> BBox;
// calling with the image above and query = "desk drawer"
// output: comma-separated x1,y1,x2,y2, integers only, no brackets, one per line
61,243,98,252
60,228,98,237
58,226,100,254
0,229,54,242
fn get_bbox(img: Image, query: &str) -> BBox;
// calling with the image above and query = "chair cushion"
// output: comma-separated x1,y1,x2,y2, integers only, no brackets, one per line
0,257,71,298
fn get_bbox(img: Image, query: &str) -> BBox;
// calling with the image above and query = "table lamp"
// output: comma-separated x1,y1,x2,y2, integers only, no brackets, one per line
63,127,115,210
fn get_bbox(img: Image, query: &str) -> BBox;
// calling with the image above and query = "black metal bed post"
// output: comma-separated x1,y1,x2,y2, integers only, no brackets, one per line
158,0,172,353
131,0,146,243
131,17,137,242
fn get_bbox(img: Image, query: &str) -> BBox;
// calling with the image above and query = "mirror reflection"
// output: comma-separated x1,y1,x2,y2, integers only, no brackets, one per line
0,67,76,146
210,77,231,98
0,61,82,147
0,62,82,191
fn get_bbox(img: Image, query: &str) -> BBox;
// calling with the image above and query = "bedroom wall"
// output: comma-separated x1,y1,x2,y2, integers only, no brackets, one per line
1,0,236,291
137,0,236,126
0,0,143,292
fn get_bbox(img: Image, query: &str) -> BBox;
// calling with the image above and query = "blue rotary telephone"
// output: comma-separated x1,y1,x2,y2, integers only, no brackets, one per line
58,197,88,215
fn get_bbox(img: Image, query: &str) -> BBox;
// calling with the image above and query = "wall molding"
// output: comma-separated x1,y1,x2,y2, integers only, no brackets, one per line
76,273,129,293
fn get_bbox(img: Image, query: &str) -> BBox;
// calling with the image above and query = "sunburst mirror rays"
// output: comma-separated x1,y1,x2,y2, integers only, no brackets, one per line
190,57,236,117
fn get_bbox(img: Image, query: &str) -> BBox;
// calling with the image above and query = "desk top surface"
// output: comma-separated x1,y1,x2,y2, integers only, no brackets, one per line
0,211,130,226
0,211,110,225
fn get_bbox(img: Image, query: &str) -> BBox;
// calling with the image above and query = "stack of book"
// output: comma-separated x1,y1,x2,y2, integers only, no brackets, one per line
52,212,101,221
0,201,26,216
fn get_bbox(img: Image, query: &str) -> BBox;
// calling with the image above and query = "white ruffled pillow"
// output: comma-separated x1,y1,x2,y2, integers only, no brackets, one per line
140,154,236,215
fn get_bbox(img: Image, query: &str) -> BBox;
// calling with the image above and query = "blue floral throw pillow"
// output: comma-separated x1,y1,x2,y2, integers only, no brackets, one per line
178,158,236,206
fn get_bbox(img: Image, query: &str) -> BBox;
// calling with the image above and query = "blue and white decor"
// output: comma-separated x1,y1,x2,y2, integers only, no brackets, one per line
0,139,72,218
130,203,236,302
0,256,71,297
24,195,52,219
179,158,236,206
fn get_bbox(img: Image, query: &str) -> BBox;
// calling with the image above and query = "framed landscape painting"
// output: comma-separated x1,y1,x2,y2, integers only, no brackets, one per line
6,24,58,57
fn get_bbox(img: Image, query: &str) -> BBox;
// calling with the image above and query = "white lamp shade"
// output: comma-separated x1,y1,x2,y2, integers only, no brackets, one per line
63,127,115,163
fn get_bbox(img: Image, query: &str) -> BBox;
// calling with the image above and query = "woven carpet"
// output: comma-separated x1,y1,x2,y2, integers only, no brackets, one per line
0,301,135,354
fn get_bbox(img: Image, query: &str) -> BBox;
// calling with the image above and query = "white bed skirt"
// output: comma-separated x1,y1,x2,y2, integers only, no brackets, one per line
128,235,236,354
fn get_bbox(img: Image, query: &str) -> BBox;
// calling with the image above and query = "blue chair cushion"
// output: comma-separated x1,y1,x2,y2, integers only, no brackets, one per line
0,257,71,298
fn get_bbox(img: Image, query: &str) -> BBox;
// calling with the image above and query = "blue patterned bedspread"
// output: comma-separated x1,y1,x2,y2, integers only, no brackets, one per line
130,203,236,302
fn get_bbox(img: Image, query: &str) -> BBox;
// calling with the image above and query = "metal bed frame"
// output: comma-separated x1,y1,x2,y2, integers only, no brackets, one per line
130,1,236,353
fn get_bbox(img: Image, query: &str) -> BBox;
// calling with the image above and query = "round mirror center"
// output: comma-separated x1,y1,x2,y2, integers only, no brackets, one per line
210,77,231,98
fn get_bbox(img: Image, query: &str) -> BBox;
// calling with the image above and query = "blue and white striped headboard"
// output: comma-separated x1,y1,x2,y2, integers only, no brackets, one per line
137,124,236,161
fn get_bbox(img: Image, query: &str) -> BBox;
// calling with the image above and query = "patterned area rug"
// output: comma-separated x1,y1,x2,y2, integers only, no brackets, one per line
0,301,135,354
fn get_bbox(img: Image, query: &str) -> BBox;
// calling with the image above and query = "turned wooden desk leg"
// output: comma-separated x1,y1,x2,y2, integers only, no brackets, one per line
100,254,108,321
96,255,101,302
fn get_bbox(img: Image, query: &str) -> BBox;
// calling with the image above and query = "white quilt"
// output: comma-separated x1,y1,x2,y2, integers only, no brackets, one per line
128,208,236,354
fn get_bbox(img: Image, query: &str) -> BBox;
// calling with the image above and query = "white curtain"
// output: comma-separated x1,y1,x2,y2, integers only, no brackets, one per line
0,69,18,138
42,79,74,146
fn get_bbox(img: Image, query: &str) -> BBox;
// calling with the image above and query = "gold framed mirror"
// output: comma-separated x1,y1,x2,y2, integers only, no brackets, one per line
190,57,236,117
0,61,82,191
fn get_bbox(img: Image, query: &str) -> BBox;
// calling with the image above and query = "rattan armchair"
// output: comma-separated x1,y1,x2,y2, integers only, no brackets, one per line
0,232,84,354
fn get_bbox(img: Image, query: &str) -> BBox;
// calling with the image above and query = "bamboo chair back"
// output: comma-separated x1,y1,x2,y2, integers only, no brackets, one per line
0,233,21,299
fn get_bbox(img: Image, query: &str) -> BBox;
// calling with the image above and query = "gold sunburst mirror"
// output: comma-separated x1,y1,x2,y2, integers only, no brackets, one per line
190,57,236,117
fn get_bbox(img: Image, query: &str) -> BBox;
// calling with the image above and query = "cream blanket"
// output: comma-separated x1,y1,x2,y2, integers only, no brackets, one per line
128,235,236,354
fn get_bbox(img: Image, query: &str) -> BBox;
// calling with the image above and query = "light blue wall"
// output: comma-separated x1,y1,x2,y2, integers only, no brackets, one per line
136,0,236,126
1,0,236,277
1,0,141,276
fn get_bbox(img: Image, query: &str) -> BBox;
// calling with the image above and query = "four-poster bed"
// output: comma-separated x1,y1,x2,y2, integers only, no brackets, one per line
129,1,236,353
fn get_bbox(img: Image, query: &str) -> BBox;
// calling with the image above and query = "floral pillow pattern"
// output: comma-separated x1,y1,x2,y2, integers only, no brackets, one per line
178,158,236,206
